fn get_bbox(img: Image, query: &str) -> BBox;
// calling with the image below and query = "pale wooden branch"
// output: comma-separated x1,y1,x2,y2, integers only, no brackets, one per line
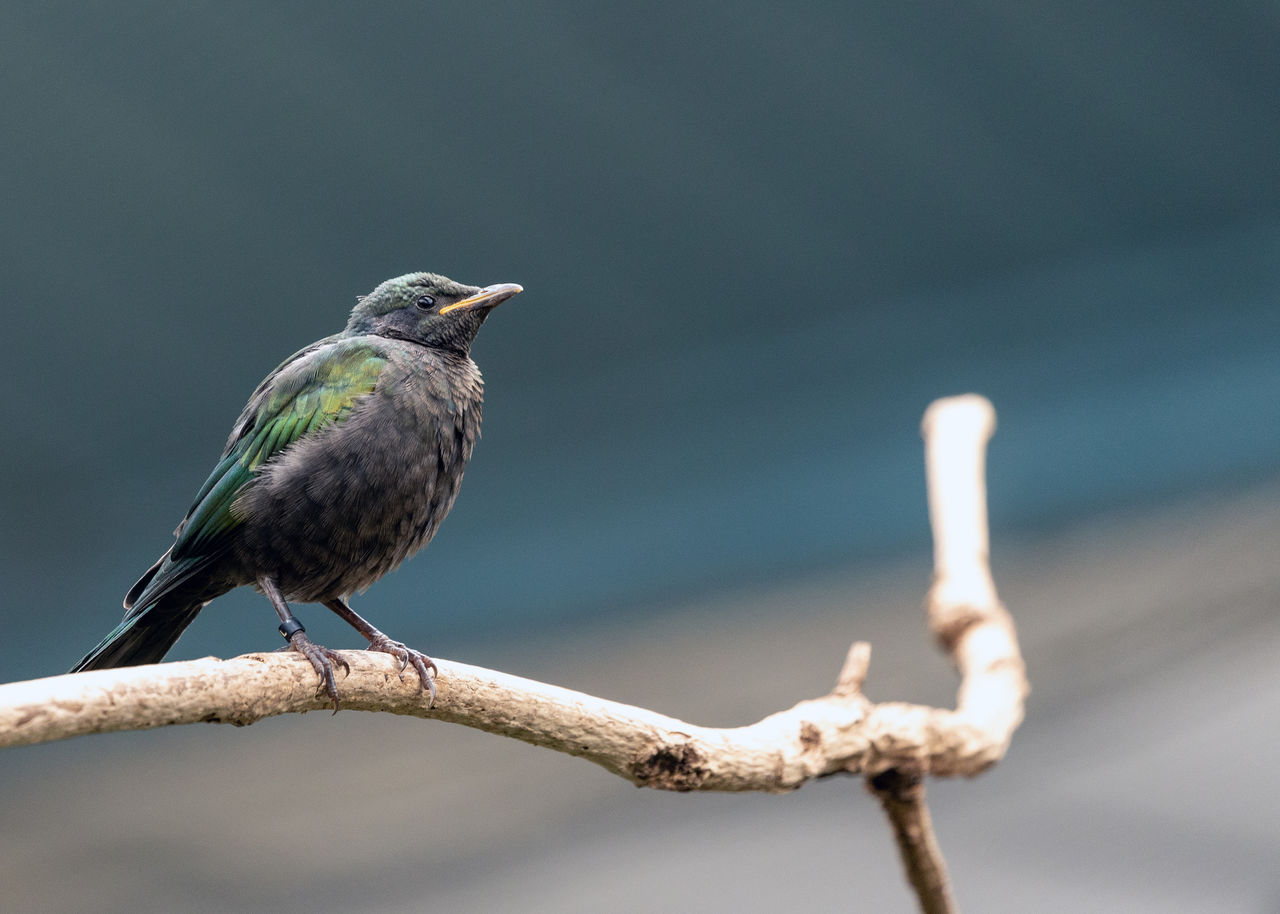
868,768,957,914
921,394,1027,757
0,391,1018,814
860,393,1023,914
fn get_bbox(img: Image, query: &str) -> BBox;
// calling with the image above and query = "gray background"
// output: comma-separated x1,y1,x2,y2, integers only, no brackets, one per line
2,3,1278,911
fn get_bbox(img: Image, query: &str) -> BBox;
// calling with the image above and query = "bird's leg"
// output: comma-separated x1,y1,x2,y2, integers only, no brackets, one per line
323,598,437,705
259,576,349,711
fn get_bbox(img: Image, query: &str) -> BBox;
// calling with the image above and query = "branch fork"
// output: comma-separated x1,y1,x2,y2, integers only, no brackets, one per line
0,394,1026,913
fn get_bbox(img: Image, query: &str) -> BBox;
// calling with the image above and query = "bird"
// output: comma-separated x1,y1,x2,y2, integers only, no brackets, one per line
71,271,522,708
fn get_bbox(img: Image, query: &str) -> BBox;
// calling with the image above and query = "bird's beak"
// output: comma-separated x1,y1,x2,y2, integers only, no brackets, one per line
439,283,524,315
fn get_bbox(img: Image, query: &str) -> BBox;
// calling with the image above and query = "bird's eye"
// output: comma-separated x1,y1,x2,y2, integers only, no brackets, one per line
415,294,436,311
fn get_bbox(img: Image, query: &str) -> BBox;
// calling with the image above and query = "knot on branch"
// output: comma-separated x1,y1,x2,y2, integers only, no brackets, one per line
199,709,258,727
631,740,711,791
928,599,1013,654
799,721,822,751
868,766,924,799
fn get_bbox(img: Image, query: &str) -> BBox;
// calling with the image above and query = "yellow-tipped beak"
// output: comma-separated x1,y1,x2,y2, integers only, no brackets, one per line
438,283,524,315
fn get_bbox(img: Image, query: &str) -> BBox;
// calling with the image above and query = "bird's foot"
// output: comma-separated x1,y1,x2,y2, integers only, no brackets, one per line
284,631,351,712
365,633,438,707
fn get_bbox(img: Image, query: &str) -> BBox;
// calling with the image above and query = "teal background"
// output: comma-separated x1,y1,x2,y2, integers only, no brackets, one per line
1,3,1277,911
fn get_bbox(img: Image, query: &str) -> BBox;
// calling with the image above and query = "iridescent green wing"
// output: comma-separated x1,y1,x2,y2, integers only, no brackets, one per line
169,340,387,560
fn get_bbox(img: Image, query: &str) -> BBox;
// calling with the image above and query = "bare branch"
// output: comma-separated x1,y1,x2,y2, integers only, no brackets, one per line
0,643,1004,790
833,641,872,697
0,395,1026,809
1,394,1028,913
861,392,1024,914
868,768,957,914
922,394,1028,749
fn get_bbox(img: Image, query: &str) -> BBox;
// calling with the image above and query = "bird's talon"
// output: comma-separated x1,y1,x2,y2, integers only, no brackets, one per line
407,654,438,707
287,632,347,711
364,634,436,703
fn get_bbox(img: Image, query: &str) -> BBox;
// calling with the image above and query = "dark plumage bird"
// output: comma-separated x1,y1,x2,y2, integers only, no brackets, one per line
71,272,522,706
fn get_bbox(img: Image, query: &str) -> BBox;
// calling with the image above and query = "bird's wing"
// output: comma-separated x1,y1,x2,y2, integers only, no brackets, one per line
167,338,389,562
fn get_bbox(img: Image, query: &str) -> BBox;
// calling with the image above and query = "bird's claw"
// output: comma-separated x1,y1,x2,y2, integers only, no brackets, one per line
286,632,350,713
365,635,438,707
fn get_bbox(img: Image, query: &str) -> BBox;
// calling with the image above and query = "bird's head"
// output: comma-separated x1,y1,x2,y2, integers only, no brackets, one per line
346,272,522,355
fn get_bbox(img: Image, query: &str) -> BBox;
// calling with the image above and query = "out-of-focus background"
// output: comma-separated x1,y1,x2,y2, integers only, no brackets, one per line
2,3,1278,911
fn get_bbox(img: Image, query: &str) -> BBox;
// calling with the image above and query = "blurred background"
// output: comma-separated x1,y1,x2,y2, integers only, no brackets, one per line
2,2,1278,911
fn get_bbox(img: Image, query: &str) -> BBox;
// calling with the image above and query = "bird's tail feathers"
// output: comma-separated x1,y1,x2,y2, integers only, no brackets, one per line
123,550,167,611
70,596,205,672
